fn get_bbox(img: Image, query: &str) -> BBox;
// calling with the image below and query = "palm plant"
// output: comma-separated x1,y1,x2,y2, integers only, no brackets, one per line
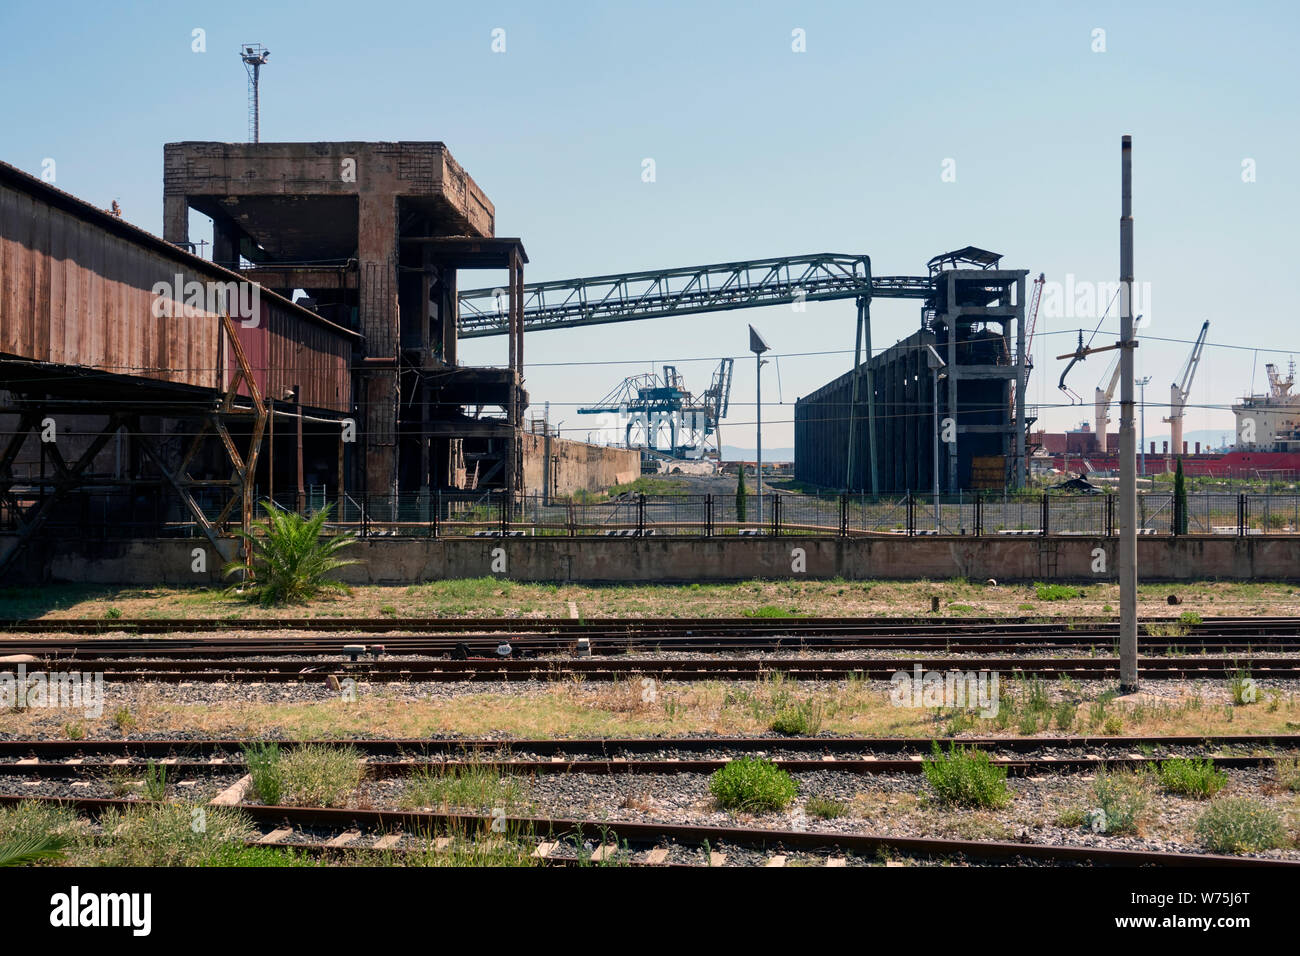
224,503,359,606
0,833,68,867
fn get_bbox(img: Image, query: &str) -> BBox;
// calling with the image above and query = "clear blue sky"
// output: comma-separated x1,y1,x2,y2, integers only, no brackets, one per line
3,0,1296,451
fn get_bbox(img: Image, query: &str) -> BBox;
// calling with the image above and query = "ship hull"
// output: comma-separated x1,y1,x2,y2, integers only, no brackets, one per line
1047,451,1300,478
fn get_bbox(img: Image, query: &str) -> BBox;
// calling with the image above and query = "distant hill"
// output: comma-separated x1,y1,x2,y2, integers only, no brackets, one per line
722,445,794,462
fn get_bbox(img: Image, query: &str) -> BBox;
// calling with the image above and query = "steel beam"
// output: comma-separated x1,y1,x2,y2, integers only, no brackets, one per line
458,254,923,338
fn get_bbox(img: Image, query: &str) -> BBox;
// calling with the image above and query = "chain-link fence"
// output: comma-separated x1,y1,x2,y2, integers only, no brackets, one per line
7,488,1298,539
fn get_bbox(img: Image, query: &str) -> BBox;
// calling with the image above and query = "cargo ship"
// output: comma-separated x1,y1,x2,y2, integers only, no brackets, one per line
1037,362,1300,479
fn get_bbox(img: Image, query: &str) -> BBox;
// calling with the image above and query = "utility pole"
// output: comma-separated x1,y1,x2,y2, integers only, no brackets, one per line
749,326,770,526
1118,135,1139,692
1054,138,1140,691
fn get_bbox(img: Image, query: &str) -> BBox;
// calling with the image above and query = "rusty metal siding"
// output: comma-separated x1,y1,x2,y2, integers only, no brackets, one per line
1,179,217,390
1,171,354,415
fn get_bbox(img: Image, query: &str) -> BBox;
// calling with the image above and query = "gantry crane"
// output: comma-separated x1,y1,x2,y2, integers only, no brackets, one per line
577,359,734,459
1163,320,1209,456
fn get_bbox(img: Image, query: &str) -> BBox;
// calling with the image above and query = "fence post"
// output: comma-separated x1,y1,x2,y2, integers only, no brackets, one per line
975,494,982,537
1238,493,1246,537
499,490,508,536
705,494,713,537
906,493,915,536
637,493,646,536
839,492,848,537
770,495,781,536
1041,493,1049,537
432,490,440,538
1105,494,1114,537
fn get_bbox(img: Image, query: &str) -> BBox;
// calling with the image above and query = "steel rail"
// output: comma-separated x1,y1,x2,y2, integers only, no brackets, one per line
0,753,1289,779
2,795,1287,867
7,639,1300,660
6,655,1291,682
2,733,1295,759
6,615,1300,635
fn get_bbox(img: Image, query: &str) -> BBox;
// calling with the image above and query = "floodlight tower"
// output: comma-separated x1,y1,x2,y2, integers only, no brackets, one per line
240,44,271,143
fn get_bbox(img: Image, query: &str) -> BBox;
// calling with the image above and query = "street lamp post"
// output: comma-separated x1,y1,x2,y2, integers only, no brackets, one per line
749,326,771,527
926,345,947,530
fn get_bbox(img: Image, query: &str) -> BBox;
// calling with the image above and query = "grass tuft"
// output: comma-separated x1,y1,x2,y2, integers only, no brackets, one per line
709,757,797,813
243,742,283,805
1089,769,1151,835
279,744,363,808
1194,797,1287,854
1157,757,1226,799
922,743,1010,808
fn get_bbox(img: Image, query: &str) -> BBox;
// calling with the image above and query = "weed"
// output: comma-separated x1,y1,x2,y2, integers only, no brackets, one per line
1157,758,1226,799
805,796,849,819
922,743,1010,809
1273,758,1300,792
111,708,135,734
243,742,283,805
91,804,254,867
709,758,798,813
770,699,824,735
402,765,528,812
1194,798,1287,854
1053,701,1077,731
1034,583,1082,602
1090,769,1150,835
142,761,168,801
280,744,362,808
1229,669,1257,706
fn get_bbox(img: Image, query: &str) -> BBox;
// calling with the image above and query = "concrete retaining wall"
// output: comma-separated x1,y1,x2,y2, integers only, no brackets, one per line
521,434,640,497
5,535,1298,586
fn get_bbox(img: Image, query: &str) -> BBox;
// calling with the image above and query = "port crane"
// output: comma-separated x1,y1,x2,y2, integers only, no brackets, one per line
577,359,734,459
1093,314,1146,441
1163,320,1209,456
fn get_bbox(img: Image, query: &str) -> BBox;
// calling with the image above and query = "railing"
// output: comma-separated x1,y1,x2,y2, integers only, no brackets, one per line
6,489,1300,540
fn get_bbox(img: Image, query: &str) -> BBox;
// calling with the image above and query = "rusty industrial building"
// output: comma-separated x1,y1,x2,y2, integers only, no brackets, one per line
794,249,1030,492
163,141,528,501
0,145,638,578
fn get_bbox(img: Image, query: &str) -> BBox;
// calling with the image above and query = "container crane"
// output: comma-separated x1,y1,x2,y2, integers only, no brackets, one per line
1163,320,1209,456
577,359,734,459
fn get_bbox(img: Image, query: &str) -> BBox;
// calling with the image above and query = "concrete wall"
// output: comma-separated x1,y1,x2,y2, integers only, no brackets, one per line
7,534,1299,587
521,434,640,497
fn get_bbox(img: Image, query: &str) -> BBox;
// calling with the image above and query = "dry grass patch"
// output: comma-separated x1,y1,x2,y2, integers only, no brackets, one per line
9,578,1300,625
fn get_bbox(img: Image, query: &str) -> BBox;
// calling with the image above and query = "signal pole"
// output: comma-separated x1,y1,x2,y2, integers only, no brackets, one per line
1055,139,1141,691
1118,136,1139,692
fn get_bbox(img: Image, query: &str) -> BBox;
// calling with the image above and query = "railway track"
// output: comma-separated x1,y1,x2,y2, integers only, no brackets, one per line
1,655,1289,681
2,733,1295,777
1,794,1290,868
0,752,1290,778
5,614,1300,637
2,732,1295,758
6,634,1300,658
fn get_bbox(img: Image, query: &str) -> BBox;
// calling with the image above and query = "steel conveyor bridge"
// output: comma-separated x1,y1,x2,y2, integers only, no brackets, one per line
457,253,932,338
